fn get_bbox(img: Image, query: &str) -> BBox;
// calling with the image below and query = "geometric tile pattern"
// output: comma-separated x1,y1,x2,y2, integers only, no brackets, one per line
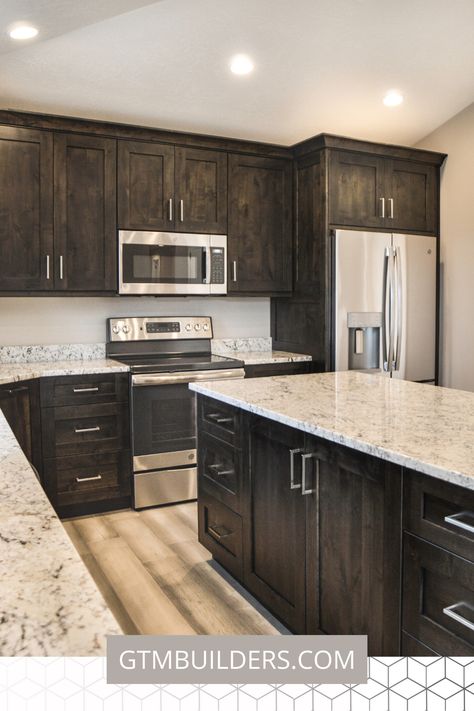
0,656,473,710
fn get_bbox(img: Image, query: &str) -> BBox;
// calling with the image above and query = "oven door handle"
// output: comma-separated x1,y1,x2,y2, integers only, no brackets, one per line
131,368,245,386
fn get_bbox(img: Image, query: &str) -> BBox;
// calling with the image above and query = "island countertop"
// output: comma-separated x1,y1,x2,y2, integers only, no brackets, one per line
0,410,122,655
190,371,474,490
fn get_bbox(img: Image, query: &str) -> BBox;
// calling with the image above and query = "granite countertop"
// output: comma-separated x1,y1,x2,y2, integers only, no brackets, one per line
0,409,122,655
0,358,128,386
227,350,312,365
190,371,474,490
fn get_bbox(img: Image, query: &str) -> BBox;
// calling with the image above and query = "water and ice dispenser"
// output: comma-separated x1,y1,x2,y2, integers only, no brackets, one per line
347,312,381,371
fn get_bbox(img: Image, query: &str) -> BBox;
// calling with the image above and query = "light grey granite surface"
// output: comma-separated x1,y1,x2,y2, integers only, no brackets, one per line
0,343,106,363
190,371,474,490
0,359,128,386
0,411,122,655
226,350,312,365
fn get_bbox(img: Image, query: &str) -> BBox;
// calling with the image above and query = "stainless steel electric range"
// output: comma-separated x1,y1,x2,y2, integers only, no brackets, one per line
106,316,244,509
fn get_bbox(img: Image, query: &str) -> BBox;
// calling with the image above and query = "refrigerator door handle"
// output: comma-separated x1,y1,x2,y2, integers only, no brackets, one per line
393,246,403,371
382,247,391,372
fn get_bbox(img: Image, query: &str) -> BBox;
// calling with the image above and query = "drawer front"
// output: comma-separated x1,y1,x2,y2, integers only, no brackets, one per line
404,471,474,562
40,373,128,407
44,450,131,507
244,361,312,378
198,491,243,581
403,533,474,655
199,396,241,447
198,432,242,513
42,402,129,458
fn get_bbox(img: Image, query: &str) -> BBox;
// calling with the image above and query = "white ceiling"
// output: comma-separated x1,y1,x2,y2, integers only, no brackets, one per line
0,0,473,146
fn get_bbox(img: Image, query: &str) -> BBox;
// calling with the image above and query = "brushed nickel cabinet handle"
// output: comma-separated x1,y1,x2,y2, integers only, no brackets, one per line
74,426,101,434
289,447,304,490
208,463,234,477
208,525,231,541
443,602,474,632
59,255,64,280
380,197,385,219
179,199,184,222
232,260,237,282
73,387,99,393
388,197,394,219
168,198,173,221
444,511,474,534
46,255,50,280
75,474,102,483
301,453,318,495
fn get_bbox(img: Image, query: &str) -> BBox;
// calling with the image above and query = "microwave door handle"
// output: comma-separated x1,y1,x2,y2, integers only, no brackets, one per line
204,246,211,286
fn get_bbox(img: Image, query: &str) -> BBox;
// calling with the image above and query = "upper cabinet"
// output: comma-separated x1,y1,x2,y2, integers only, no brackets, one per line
228,154,292,294
118,142,227,234
54,134,117,291
0,127,53,291
329,149,438,234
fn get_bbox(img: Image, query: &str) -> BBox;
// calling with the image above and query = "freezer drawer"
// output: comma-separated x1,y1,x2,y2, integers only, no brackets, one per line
133,467,197,508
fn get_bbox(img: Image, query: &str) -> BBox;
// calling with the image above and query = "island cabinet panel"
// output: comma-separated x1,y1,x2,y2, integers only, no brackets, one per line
118,140,175,231
0,382,33,462
244,418,307,633
228,154,293,294
0,126,53,291
54,133,117,291
311,438,403,654
174,147,227,234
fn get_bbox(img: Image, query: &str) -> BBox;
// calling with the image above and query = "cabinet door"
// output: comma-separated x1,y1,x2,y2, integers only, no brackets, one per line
0,383,32,460
0,126,53,291
228,154,292,293
244,418,307,632
313,438,402,654
387,160,437,234
175,147,227,233
329,150,386,229
118,140,175,230
54,134,117,291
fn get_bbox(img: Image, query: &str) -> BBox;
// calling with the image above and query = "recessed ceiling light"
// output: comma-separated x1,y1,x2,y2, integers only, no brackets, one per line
230,54,254,76
9,24,39,40
383,89,404,107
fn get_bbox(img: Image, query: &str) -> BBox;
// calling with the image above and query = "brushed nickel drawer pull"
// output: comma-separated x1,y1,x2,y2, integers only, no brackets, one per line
73,387,99,393
301,453,318,495
444,511,474,534
208,464,234,477
289,447,304,490
207,413,233,425
74,426,101,434
75,474,102,483
443,602,474,632
208,525,231,541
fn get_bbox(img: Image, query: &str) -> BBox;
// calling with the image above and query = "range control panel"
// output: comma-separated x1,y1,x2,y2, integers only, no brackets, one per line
108,316,213,342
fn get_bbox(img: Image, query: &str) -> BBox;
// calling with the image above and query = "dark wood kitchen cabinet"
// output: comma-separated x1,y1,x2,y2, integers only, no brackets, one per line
54,133,117,291
118,141,227,234
228,154,292,293
0,382,33,461
329,149,438,234
244,418,307,632
0,126,53,291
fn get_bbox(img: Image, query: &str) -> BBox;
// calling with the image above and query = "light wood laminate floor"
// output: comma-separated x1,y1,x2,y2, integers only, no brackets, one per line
63,502,286,635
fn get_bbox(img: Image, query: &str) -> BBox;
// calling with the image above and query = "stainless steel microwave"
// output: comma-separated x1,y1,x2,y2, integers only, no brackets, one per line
118,231,227,295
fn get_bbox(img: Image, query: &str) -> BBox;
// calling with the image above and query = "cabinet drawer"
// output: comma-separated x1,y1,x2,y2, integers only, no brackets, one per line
199,397,242,447
198,491,243,581
41,402,129,458
44,450,131,507
198,432,242,513
40,373,128,406
403,533,474,655
404,472,474,562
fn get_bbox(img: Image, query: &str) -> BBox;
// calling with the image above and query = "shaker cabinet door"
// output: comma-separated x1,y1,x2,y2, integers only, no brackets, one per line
228,154,292,293
0,126,53,291
175,147,227,234
54,133,117,291
244,418,307,632
329,150,386,229
387,159,437,234
118,140,175,230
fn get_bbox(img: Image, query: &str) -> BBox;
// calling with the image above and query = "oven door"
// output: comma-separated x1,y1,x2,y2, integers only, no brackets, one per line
119,230,212,295
130,368,245,508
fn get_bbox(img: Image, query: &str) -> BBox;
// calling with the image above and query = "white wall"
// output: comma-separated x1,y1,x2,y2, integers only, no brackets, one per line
0,297,270,345
416,102,474,392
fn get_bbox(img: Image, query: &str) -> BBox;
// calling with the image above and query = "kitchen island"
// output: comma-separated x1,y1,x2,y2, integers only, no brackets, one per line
191,372,474,656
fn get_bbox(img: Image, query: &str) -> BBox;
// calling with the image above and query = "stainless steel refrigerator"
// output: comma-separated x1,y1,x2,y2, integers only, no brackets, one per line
334,229,437,382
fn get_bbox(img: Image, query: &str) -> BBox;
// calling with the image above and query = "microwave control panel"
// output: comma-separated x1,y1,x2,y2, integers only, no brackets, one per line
210,248,225,284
